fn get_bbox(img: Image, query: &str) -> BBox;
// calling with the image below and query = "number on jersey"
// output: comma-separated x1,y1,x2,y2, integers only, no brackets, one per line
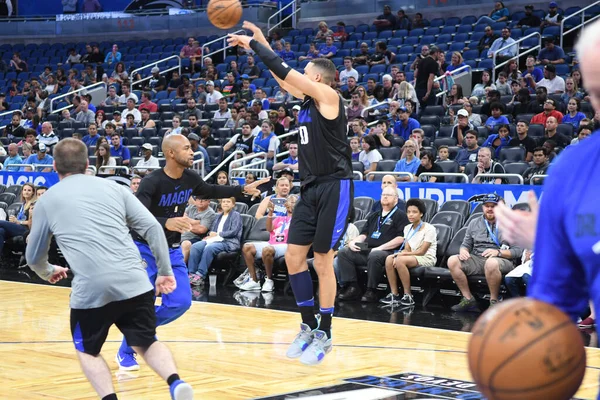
298,126,309,145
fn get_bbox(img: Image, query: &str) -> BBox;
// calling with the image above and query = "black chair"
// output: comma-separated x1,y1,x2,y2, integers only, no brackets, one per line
352,161,365,174
557,123,574,138
499,147,526,163
437,160,460,183
206,146,223,166
420,116,441,129
433,137,457,148
512,202,531,211
0,192,16,206
439,200,470,220
503,162,529,183
430,211,464,235
247,203,260,217
5,184,22,198
438,125,453,138
420,124,437,139
0,184,6,195
246,216,270,242
465,212,483,226
423,226,467,283
379,147,401,160
528,124,545,137
353,207,364,222
353,196,374,215
6,201,22,216
353,219,367,233
234,202,249,215
0,201,8,211
421,199,439,222
471,203,484,214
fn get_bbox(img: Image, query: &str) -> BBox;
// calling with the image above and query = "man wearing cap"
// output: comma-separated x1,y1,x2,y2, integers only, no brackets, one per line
393,106,420,140
448,193,523,311
138,91,158,113
487,27,518,62
452,109,475,146
517,5,542,28
541,2,563,28
37,122,59,149
531,98,564,125
187,132,212,174
75,100,95,125
24,143,54,172
145,67,166,93
205,81,224,105
135,143,160,177
537,37,566,65
110,133,131,166
536,64,565,94
122,98,142,123
414,45,439,109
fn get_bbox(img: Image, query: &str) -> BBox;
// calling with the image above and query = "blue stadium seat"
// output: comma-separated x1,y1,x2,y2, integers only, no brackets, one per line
363,32,377,41
437,34,453,44
457,25,473,34
409,28,425,37
441,26,457,35
429,18,445,28
343,40,357,49
378,31,392,39
542,26,560,38
355,24,370,33
393,29,408,38
369,64,386,74
446,17,461,26
404,37,420,46
449,42,465,52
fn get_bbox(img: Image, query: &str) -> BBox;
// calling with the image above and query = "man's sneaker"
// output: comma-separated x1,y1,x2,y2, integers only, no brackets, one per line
239,278,261,291
379,292,401,306
190,274,204,287
579,317,595,328
299,330,333,365
451,296,479,312
261,278,275,292
115,350,139,371
169,379,194,400
234,268,249,288
400,294,415,306
286,315,321,359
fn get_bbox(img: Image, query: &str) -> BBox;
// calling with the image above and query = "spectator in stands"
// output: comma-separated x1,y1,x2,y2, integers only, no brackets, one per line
199,124,217,148
531,98,563,125
89,45,104,63
396,9,411,30
537,37,566,66
446,84,466,107
82,123,100,148
392,81,418,106
450,109,474,146
0,182,35,253
411,45,429,72
164,114,182,136
134,143,159,177
337,186,409,302
123,114,136,130
95,142,116,175
371,119,393,148
352,42,371,65
109,133,130,166
75,100,95,125
437,145,449,162
537,64,565,94
180,196,217,263
331,21,348,42
43,75,59,96
267,111,285,136
37,122,59,150
471,147,506,184
138,91,158,113
487,27,517,63
541,1,562,28
508,121,536,161
394,139,420,181
315,21,334,41
104,44,121,66
3,143,22,171
476,26,499,54
478,1,510,25
144,67,166,93
472,73,496,102
128,175,140,194
369,175,398,214
346,93,365,121
415,45,440,110
119,84,138,105
241,55,260,80
122,98,141,123
137,109,156,132
522,147,549,184
393,106,420,140
373,5,396,31
176,75,195,99
562,97,586,129
570,124,593,145
538,116,570,148
359,135,382,181
526,86,547,114
349,137,361,162
251,99,269,121
561,78,584,105
9,52,27,73
483,124,512,158
317,36,337,59
415,150,445,182
181,97,202,121
186,115,201,137
65,48,81,64
299,43,319,62
214,98,232,120
5,112,25,139
339,57,358,85
504,60,521,83
411,129,425,153
179,37,196,60
273,141,298,173
484,102,510,131
205,81,224,105
101,86,119,107
446,52,467,74
255,176,291,218
110,62,128,85
412,12,428,28
448,193,522,311
517,4,542,27
25,143,53,172
355,86,369,108
495,72,511,96
370,42,396,66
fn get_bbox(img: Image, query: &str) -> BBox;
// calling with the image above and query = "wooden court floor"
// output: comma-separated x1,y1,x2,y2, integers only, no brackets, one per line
1,280,599,399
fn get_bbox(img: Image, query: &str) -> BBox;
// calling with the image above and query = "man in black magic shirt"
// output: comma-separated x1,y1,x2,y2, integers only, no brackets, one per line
116,134,267,371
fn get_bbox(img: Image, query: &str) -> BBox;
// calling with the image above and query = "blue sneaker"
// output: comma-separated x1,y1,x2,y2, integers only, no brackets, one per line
170,379,194,400
115,350,139,371
285,315,321,359
299,330,332,365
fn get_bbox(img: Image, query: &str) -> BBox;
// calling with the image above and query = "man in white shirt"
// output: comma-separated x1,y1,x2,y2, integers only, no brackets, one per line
122,98,142,123
37,122,59,149
134,143,159,176
213,98,232,119
339,57,359,85
119,85,138,105
75,100,95,125
204,81,223,105
536,64,565,94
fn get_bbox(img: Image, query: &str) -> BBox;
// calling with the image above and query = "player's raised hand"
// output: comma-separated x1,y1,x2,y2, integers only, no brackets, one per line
155,275,177,295
165,216,194,233
242,176,271,196
227,33,252,50
242,21,269,46
48,265,69,284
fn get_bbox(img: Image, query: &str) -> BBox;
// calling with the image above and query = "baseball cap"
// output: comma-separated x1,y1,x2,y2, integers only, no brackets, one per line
240,74,249,79
292,105,301,111
482,193,501,205
36,143,47,153
457,109,469,117
398,106,409,113
205,80,214,86
278,169,294,178
141,143,153,151
549,1,558,8
187,133,200,141
113,110,121,115
151,66,160,73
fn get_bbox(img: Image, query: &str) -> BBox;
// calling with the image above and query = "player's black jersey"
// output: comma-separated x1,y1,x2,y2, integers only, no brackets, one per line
297,95,353,186
132,169,242,246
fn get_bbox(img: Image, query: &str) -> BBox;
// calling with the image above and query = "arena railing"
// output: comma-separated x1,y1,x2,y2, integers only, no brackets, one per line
0,109,15,132
49,81,108,113
352,171,364,180
365,171,414,181
492,32,542,82
560,1,600,48
434,65,472,102
98,165,129,174
204,150,246,182
530,175,547,185
201,30,247,70
191,153,206,178
418,172,470,183
131,164,164,174
267,1,301,36
361,100,390,118
5,164,34,171
229,152,268,179
130,55,182,92
472,173,524,185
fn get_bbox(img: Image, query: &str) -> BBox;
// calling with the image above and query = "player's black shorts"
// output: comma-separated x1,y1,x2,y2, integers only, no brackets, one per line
288,179,354,254
70,290,157,356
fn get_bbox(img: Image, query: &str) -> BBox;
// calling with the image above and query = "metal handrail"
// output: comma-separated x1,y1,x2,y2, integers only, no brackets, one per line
361,100,390,118
0,109,15,132
50,81,107,113
230,167,270,179
275,149,290,161
365,171,414,181
201,30,246,69
434,65,472,100
131,165,162,172
231,159,267,178
530,175,548,185
204,150,246,181
352,171,364,180
99,165,129,174
472,173,524,185
191,153,205,178
268,1,301,35
492,32,542,82
130,55,182,92
419,172,470,183
560,1,600,48
229,151,267,177
6,164,34,171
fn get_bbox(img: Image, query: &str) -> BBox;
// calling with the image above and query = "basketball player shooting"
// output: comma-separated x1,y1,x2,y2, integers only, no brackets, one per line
228,22,354,365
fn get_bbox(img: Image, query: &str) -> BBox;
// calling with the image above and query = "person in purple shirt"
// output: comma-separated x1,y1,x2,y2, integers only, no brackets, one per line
521,55,544,90
279,42,296,62
393,107,421,140
484,102,510,132
109,133,131,166
318,36,337,59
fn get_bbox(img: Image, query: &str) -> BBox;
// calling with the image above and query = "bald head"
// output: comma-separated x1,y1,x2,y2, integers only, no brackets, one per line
576,20,600,112
162,134,194,169
381,174,396,189
162,134,188,154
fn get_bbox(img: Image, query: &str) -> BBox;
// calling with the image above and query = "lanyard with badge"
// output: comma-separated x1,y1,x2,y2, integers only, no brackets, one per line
371,206,398,239
485,219,501,247
398,222,423,251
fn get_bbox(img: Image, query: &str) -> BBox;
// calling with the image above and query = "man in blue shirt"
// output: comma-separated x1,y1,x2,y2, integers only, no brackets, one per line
3,143,22,171
24,143,54,172
488,27,518,62
393,107,420,140
522,55,544,90
318,36,337,59
279,41,295,62
393,139,420,181
537,37,566,65
273,141,299,174
82,123,100,148
110,133,131,166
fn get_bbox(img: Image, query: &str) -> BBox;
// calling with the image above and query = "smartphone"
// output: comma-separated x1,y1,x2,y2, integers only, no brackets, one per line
272,198,286,207
356,242,369,251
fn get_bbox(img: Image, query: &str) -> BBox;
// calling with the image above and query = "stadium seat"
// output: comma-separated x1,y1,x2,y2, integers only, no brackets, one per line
430,211,464,235
353,196,375,215
499,147,526,163
378,147,401,160
421,199,439,222
439,200,470,220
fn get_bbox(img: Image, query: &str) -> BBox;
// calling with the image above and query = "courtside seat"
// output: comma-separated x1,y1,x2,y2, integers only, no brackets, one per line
209,214,255,286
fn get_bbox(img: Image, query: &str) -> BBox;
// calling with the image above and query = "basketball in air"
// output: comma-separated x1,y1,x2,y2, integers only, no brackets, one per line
467,298,586,400
207,0,243,30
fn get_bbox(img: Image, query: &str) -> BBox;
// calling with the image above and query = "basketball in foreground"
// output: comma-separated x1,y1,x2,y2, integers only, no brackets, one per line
468,298,586,400
207,0,242,29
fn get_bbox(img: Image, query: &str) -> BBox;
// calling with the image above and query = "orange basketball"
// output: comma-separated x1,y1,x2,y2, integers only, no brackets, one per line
468,298,586,400
207,0,242,30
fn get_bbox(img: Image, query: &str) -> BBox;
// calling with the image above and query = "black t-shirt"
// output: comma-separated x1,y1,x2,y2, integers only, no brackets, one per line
470,161,506,183
362,205,409,248
373,132,393,148
508,135,537,156
201,135,218,147
133,169,242,246
537,133,570,149
369,50,393,64
342,86,358,100
242,65,260,78
416,162,445,182
415,56,439,91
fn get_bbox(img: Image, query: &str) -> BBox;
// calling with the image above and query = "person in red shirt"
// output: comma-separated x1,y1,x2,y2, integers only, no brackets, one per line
138,91,158,113
530,98,563,125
